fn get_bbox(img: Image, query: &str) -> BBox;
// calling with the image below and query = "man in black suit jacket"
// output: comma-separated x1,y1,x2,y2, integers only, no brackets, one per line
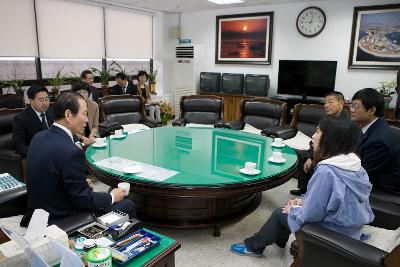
351,88,400,195
13,85,54,158
110,72,137,95
26,92,135,224
81,70,99,102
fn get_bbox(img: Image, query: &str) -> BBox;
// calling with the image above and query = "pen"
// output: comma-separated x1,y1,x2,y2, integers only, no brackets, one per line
122,237,153,254
114,234,142,249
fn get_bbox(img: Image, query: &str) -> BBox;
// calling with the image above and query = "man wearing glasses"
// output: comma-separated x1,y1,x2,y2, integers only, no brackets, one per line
13,85,54,158
351,88,400,195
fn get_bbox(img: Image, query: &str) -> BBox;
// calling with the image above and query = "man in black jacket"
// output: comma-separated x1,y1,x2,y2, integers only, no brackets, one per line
12,85,54,158
290,91,349,196
351,88,400,195
110,72,137,95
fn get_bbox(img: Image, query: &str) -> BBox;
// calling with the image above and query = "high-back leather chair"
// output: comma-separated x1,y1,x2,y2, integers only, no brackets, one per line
0,108,25,181
172,95,224,127
99,95,159,127
223,98,287,130
0,94,25,109
290,103,326,137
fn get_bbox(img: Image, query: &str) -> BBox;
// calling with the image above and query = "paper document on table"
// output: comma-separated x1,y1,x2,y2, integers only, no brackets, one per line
283,131,311,150
94,156,178,182
122,123,150,135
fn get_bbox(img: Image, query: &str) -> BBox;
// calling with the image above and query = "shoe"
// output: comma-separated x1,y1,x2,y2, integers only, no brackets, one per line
290,189,306,196
230,243,263,257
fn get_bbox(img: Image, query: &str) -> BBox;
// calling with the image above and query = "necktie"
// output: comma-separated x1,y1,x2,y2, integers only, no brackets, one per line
40,113,48,129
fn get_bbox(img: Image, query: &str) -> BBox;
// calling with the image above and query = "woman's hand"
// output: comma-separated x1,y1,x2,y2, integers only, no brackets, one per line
282,198,303,213
81,136,95,146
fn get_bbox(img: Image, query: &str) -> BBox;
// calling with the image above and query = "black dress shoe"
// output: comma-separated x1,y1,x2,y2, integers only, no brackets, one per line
290,189,306,196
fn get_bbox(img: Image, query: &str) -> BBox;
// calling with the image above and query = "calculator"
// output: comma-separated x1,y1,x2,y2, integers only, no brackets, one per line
0,173,24,193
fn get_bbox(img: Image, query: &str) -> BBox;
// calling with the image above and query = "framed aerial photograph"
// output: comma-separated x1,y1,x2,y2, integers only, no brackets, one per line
348,4,400,69
215,12,274,65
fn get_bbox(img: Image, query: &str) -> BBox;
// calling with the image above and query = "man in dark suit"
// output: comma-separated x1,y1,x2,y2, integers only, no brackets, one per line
12,85,54,158
26,92,135,224
351,88,400,195
81,70,99,102
290,91,350,196
110,72,137,95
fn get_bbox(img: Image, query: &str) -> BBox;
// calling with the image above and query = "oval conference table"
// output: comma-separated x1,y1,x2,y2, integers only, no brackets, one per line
86,127,297,236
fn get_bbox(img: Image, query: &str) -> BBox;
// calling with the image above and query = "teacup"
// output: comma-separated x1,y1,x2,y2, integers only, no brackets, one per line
244,162,257,172
95,137,106,144
272,151,284,161
274,138,284,145
118,182,130,196
114,129,123,136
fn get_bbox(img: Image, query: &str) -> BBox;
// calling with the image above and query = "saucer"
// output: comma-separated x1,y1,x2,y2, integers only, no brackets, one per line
111,133,126,139
239,168,261,175
271,142,285,148
268,156,286,163
92,142,107,148
123,166,142,174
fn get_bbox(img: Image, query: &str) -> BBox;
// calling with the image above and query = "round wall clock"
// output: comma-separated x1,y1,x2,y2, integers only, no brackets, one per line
296,6,326,37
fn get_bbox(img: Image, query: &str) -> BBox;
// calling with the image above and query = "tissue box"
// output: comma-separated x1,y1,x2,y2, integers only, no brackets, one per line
0,225,68,267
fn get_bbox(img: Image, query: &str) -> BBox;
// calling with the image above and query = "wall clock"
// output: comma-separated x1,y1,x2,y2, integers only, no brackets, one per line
296,6,326,37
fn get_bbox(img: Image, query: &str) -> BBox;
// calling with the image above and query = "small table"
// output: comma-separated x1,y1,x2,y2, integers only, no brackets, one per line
86,127,297,236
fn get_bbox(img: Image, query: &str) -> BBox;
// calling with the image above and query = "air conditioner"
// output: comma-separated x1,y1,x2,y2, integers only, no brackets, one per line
174,45,204,118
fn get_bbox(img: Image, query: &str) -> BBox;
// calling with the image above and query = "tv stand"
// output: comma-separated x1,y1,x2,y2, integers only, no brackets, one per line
271,95,324,123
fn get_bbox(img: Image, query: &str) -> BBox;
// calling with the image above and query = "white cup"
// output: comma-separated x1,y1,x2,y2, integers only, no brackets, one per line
274,138,283,145
118,182,130,196
244,162,257,172
95,137,106,145
272,151,283,161
115,129,123,136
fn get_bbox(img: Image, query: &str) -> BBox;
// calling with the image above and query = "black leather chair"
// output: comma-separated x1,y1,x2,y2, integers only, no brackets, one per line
0,108,25,181
0,94,25,109
223,97,287,130
99,95,160,127
172,95,224,127
52,212,97,235
291,224,399,267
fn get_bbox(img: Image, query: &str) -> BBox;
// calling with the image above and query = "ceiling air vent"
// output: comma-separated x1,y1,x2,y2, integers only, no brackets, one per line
176,46,194,58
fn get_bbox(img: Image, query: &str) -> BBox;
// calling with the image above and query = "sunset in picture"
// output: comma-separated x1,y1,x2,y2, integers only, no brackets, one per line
220,18,268,58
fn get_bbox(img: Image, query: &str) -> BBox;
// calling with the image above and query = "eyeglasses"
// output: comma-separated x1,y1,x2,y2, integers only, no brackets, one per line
350,103,362,110
36,97,50,103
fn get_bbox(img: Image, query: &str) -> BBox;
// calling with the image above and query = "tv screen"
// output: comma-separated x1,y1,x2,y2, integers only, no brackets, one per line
221,73,244,94
245,74,270,96
200,72,221,93
277,60,337,97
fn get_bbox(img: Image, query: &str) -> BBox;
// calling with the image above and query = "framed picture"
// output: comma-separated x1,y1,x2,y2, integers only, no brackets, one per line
348,4,400,70
215,12,274,65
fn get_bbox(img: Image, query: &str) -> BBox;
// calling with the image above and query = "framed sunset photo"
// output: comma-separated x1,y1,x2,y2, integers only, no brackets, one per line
215,12,274,65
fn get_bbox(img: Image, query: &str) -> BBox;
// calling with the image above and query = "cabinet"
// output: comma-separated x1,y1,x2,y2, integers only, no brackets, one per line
199,92,249,121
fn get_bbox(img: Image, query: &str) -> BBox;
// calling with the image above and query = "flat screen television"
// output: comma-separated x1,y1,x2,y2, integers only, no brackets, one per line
245,74,270,96
277,60,337,97
200,72,221,93
221,73,244,94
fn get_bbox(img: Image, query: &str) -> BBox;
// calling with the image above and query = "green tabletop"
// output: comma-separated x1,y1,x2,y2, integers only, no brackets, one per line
86,127,297,186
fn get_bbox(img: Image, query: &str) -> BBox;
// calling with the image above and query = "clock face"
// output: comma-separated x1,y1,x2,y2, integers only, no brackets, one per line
296,6,326,37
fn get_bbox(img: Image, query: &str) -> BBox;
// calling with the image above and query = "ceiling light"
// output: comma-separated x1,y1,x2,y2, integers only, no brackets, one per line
208,0,244,4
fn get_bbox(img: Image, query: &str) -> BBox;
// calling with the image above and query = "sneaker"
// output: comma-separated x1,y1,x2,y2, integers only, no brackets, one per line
230,243,263,257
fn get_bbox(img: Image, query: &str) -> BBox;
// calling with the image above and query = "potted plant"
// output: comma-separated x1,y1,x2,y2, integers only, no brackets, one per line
377,80,397,107
148,67,158,94
90,61,118,96
113,61,133,82
48,68,67,97
3,69,25,96
159,100,174,125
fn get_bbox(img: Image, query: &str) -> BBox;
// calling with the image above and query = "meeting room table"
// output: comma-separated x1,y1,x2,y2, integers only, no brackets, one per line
86,126,297,236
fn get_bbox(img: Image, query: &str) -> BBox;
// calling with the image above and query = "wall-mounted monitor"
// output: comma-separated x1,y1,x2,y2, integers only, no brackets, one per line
199,72,221,93
277,60,337,97
245,74,270,96
221,73,244,94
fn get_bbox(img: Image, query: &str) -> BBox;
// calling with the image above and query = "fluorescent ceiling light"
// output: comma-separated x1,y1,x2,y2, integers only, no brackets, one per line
0,57,35,61
41,58,102,61
106,58,150,62
208,0,244,4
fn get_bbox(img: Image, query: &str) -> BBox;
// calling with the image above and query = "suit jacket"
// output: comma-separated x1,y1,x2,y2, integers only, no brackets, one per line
26,125,111,222
110,81,137,96
356,117,400,195
12,105,54,158
90,85,99,102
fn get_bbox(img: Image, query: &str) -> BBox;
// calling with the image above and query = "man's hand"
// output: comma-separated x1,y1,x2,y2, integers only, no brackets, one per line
303,159,312,173
110,188,125,203
86,178,94,190
82,136,95,146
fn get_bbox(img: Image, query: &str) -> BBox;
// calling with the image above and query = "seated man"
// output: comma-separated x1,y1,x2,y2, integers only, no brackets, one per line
351,88,400,195
13,85,54,158
110,72,137,95
26,92,135,224
290,91,349,195
81,69,99,102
